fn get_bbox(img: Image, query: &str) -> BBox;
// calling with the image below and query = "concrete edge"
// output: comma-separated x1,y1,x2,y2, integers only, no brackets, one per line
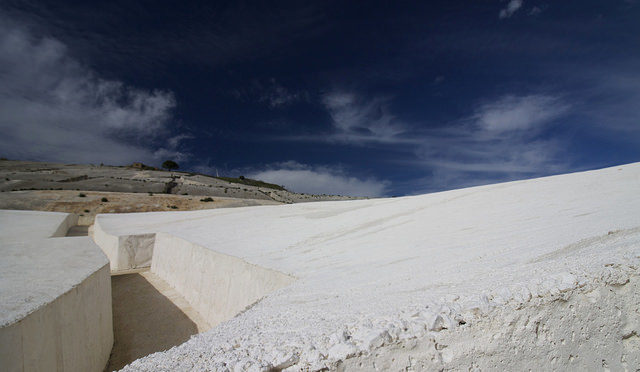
0,262,113,372
151,232,296,327
93,216,155,272
50,213,79,238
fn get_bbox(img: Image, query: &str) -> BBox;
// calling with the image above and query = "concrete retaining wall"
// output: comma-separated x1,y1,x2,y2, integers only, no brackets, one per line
93,215,295,326
51,213,79,238
0,261,113,372
91,218,119,267
92,218,154,273
151,232,295,327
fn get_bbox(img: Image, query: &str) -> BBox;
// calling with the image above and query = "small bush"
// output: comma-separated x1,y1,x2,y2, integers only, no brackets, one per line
200,197,214,202
101,197,109,202
78,193,86,197
148,192,154,196
167,205,178,209
84,209,90,213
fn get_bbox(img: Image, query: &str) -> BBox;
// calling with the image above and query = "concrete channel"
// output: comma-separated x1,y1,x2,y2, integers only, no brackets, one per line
66,223,210,371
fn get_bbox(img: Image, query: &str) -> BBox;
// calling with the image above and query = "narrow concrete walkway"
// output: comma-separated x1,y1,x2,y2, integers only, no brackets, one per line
106,271,211,371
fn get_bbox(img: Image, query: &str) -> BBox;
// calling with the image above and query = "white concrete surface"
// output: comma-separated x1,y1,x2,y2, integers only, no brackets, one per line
0,212,113,372
93,163,640,371
93,219,154,272
152,232,294,327
0,209,77,243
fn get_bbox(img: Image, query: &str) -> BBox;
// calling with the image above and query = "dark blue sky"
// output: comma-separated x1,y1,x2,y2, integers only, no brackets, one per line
1,1,639,196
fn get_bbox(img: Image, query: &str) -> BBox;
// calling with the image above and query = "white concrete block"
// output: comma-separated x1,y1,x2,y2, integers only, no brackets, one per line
0,212,112,372
93,215,154,272
0,209,77,243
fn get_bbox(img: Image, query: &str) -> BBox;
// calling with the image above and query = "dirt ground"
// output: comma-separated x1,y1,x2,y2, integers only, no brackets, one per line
106,271,211,371
0,190,280,225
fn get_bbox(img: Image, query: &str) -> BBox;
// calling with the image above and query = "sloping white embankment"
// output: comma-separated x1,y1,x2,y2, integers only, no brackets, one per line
0,210,113,372
94,163,640,371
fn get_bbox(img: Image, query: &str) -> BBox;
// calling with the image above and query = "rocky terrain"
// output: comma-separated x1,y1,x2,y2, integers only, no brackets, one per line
0,160,360,224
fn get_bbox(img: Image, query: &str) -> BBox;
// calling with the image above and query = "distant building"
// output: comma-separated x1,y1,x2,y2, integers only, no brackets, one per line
130,162,156,170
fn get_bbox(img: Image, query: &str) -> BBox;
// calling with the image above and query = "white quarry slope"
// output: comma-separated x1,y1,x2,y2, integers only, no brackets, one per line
99,163,640,371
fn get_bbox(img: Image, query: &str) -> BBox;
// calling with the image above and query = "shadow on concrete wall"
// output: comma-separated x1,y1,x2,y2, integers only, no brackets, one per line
66,225,89,236
106,273,199,371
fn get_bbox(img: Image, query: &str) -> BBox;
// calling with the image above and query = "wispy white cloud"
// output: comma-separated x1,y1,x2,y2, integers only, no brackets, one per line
473,94,569,133
409,93,572,190
279,89,573,192
247,161,390,197
309,81,636,194
233,78,308,108
529,6,543,16
576,70,640,140
499,0,524,19
0,16,188,165
415,135,567,174
166,134,194,152
259,79,308,108
321,91,407,143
